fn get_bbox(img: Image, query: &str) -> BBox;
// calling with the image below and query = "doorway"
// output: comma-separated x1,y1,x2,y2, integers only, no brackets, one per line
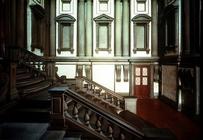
134,65,150,98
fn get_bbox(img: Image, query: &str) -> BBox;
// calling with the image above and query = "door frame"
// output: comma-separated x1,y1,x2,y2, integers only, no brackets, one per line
131,63,153,98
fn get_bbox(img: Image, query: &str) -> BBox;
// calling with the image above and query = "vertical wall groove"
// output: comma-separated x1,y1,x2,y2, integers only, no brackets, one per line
78,0,85,56
115,0,122,56
122,0,129,56
85,0,93,56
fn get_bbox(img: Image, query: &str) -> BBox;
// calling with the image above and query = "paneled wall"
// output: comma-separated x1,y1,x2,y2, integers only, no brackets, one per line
54,0,152,57
52,0,157,96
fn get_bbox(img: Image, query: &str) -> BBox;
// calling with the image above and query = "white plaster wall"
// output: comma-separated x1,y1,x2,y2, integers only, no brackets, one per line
56,64,76,79
115,66,129,95
92,63,115,91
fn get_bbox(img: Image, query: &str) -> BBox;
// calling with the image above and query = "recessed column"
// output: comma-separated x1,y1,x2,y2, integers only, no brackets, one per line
115,0,122,56
50,0,56,56
122,0,129,56
86,0,93,56
78,0,85,56
151,0,158,56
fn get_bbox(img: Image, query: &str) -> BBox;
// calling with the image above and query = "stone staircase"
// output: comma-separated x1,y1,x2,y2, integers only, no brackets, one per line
0,88,84,140
16,65,51,97
0,66,82,140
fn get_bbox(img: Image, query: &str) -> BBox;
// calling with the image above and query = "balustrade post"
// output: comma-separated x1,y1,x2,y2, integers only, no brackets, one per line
10,63,19,100
75,77,83,90
46,62,56,82
49,87,68,128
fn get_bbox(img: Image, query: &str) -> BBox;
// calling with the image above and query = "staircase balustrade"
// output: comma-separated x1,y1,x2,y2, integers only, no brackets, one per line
49,87,144,140
75,76,125,111
11,47,48,78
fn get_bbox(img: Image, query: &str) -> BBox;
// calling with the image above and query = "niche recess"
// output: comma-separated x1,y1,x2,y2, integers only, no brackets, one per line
132,14,151,54
94,14,114,53
56,14,76,54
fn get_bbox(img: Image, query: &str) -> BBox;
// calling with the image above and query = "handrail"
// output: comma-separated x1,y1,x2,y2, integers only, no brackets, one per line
76,76,125,110
10,47,47,77
49,87,145,140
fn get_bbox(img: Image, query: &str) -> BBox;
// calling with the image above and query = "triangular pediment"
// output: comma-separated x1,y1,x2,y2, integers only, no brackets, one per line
132,14,151,23
94,14,114,22
56,14,76,23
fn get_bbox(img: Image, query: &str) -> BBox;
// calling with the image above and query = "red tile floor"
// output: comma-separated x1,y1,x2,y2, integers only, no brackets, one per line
136,99,200,140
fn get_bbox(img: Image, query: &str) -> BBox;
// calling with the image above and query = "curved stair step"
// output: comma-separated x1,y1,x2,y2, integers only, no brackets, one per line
16,77,45,88
16,73,33,81
16,68,28,74
21,81,52,96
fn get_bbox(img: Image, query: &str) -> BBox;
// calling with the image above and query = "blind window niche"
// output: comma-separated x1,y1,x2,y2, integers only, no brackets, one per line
56,14,76,54
132,14,151,54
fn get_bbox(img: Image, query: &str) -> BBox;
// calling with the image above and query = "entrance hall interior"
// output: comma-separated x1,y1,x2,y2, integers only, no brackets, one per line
0,0,201,140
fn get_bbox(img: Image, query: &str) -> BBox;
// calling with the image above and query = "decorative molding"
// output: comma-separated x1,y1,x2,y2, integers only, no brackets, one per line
85,65,92,80
132,14,151,54
115,65,121,82
61,0,71,2
131,14,151,23
94,14,114,53
33,0,44,8
56,14,76,23
99,0,109,2
137,0,146,2
123,65,129,82
77,65,83,77
56,14,76,54
30,4,45,19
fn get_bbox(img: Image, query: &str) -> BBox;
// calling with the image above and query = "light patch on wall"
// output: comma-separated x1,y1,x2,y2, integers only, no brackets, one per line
137,2,146,12
56,65,76,79
62,2,71,11
92,64,114,91
153,82,159,98
99,2,108,11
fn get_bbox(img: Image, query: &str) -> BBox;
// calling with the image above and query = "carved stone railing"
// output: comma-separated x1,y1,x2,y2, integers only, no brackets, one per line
75,76,125,111
49,87,145,140
11,47,47,78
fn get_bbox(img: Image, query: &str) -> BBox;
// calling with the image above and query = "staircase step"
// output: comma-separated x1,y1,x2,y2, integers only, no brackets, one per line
5,106,50,123
16,68,28,74
21,81,51,96
0,122,49,140
41,130,66,140
16,77,45,88
63,132,82,140
16,73,33,81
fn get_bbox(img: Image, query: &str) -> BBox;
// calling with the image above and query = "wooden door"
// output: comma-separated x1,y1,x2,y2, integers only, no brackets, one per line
134,65,150,98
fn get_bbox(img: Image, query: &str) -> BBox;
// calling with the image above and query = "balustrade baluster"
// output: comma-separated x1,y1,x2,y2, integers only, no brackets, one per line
84,109,90,127
110,96,114,103
73,102,79,120
117,99,120,107
96,116,102,134
107,125,113,139
120,133,125,140
37,62,40,70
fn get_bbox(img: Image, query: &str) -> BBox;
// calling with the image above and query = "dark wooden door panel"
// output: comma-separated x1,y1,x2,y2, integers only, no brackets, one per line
134,66,150,98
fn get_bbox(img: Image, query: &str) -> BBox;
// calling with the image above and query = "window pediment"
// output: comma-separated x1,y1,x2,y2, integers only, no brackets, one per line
94,14,114,23
56,14,76,23
132,14,151,23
